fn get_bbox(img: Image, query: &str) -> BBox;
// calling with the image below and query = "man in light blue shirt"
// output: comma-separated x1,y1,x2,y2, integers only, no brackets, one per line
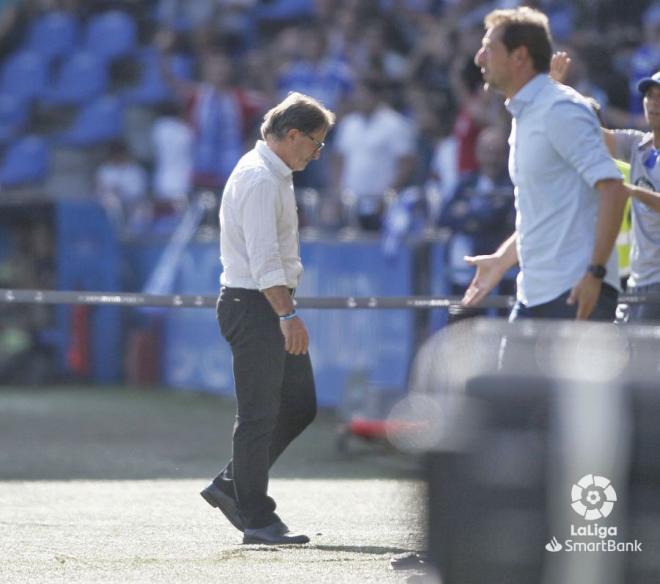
462,7,656,321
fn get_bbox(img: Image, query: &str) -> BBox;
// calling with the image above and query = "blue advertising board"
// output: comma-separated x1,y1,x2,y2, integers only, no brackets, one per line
55,200,121,383
158,239,414,407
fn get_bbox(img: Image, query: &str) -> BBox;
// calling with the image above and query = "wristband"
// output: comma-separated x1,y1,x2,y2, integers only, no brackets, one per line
279,310,297,321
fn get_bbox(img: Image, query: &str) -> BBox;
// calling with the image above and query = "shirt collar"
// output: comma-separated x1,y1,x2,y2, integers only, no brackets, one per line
256,140,292,179
637,132,655,150
505,74,551,118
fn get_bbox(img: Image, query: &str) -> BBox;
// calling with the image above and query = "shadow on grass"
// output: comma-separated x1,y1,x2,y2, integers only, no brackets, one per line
310,544,414,555
0,387,420,481
235,544,417,556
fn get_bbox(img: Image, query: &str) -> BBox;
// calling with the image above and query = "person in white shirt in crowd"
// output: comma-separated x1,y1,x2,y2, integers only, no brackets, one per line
199,92,335,546
151,101,193,216
95,140,148,235
332,78,416,230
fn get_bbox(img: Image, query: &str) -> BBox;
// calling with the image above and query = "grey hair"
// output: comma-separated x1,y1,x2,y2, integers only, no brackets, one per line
260,92,335,140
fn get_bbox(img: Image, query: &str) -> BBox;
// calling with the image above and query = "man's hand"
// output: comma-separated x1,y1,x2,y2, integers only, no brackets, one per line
550,51,571,84
462,254,508,307
567,273,602,320
280,316,309,355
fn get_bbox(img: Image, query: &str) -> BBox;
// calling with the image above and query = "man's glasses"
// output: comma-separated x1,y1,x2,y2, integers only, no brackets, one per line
303,132,325,151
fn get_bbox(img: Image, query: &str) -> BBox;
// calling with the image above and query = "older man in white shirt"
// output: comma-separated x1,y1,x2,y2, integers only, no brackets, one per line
199,92,335,545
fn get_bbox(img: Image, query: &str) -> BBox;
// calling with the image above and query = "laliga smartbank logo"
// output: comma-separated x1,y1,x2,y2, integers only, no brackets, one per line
571,473,617,520
544,474,643,553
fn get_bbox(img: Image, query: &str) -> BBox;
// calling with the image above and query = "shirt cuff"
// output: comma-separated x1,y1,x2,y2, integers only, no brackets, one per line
584,159,623,188
257,268,288,291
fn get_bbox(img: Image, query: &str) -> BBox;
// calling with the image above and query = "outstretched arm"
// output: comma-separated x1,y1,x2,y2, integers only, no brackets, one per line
462,233,518,307
626,183,660,213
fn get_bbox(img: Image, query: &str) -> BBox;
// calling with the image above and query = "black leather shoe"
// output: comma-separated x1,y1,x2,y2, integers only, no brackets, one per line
243,520,309,545
200,483,244,532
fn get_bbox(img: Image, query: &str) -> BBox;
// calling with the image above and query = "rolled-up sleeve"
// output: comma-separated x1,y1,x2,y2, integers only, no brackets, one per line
546,101,622,187
239,177,287,290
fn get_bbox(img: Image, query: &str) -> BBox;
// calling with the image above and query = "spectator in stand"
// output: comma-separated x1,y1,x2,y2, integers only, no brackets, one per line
276,27,353,191
0,0,21,60
241,47,278,102
215,0,260,56
425,111,460,222
332,78,417,231
276,27,353,112
438,125,515,297
405,19,455,96
628,1,660,116
157,30,266,195
95,140,149,235
349,21,408,86
559,43,646,130
323,5,362,63
151,101,193,218
450,57,503,178
405,85,450,192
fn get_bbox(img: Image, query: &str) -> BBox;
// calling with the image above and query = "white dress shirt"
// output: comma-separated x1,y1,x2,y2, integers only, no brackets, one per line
219,140,303,290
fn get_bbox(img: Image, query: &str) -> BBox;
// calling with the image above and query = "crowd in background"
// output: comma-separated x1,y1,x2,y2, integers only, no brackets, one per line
0,0,657,385
0,0,658,242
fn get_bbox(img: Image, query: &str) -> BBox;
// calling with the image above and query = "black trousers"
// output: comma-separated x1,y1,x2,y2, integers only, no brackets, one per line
214,286,317,529
508,283,618,322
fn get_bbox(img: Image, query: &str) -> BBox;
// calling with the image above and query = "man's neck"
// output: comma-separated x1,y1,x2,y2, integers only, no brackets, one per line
505,70,539,100
266,138,294,170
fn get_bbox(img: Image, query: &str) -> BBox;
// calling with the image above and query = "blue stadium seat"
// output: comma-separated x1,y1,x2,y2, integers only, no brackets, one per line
122,49,193,105
1,50,48,102
257,0,314,22
24,11,80,63
56,95,123,146
0,93,29,144
0,135,49,186
84,11,137,63
42,51,107,107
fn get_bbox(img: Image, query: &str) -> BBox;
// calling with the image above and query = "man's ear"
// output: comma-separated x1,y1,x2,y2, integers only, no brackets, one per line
286,128,299,142
512,45,529,65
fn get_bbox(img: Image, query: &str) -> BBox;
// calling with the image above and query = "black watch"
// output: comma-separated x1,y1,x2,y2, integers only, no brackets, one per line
587,264,607,279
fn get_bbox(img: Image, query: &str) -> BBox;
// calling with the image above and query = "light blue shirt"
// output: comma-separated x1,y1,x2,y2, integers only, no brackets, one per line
506,74,622,306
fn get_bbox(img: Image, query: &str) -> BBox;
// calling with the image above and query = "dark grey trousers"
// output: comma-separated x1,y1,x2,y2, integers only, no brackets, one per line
214,286,317,529
626,283,660,323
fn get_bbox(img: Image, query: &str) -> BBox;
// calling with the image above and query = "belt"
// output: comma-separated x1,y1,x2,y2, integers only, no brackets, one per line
221,286,296,297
